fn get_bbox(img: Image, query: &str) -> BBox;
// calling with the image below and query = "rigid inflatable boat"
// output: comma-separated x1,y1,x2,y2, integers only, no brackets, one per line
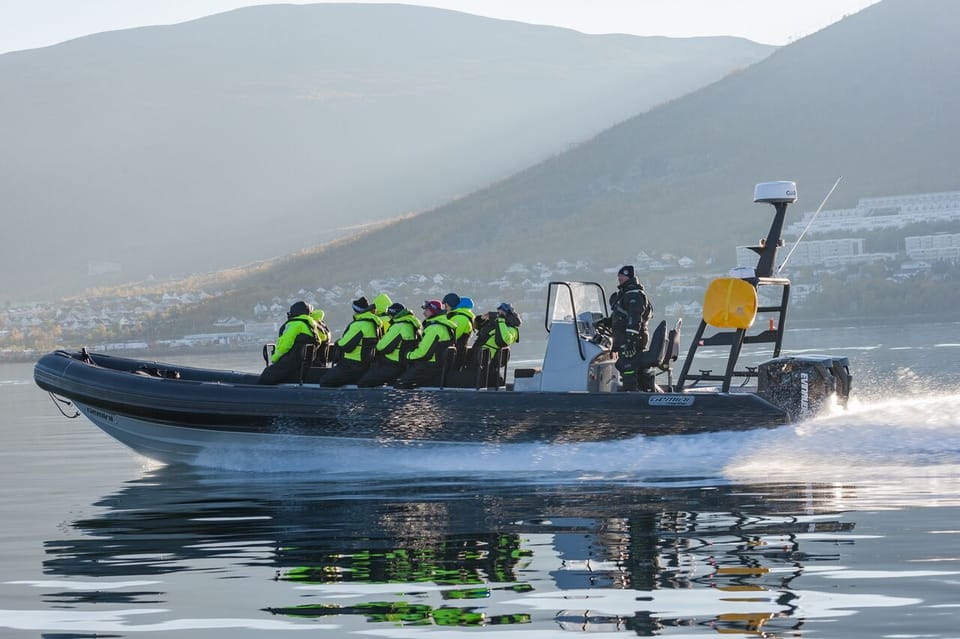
34,182,852,466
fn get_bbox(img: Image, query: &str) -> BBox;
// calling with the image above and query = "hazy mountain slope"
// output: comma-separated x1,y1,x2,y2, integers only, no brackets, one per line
226,0,956,298
0,3,772,302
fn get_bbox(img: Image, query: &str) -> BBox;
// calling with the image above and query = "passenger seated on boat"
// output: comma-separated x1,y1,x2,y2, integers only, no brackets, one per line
308,309,333,365
356,302,422,387
373,292,393,328
394,300,457,389
319,297,384,387
258,301,324,385
609,265,653,392
443,293,475,370
448,302,521,388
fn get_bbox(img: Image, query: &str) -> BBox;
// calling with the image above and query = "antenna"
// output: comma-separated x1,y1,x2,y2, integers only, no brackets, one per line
776,176,843,274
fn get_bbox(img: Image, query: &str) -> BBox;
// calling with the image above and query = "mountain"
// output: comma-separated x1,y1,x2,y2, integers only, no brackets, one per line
191,0,957,319
0,3,772,302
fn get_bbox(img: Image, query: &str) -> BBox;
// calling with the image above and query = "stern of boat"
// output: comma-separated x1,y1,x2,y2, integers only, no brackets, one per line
757,355,852,421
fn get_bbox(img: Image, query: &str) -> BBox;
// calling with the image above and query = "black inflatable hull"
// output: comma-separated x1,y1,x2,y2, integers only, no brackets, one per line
34,351,788,465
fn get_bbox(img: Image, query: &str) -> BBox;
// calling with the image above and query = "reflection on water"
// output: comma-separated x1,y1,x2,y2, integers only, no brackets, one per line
5,324,960,637
17,468,954,636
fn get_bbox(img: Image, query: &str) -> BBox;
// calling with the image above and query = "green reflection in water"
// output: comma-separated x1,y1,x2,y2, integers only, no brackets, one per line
279,534,531,585
264,601,531,626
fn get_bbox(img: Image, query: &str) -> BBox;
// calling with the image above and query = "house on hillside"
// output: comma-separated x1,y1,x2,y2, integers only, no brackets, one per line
214,317,245,331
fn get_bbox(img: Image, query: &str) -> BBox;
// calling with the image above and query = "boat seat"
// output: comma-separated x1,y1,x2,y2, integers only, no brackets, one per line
453,334,471,370
475,347,511,389
664,318,682,368
262,343,275,367
492,347,510,388
632,319,682,392
637,320,668,368
659,319,683,390
311,343,331,367
298,344,316,385
439,345,458,388
360,337,378,364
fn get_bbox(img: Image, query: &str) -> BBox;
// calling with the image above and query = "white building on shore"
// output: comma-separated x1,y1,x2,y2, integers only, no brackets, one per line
905,233,960,261
736,238,896,269
785,190,960,236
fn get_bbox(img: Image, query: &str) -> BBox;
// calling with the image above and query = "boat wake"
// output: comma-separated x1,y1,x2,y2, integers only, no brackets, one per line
189,388,960,490
725,389,960,502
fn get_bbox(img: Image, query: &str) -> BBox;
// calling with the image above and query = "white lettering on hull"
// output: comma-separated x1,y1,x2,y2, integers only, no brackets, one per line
648,395,695,407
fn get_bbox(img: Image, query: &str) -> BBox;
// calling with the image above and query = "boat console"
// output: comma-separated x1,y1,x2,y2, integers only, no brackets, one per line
514,281,619,393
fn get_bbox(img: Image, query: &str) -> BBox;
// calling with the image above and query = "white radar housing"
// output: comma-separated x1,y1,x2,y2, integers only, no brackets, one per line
754,181,798,204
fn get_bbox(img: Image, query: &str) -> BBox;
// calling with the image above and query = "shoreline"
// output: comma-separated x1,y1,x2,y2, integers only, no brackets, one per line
4,313,958,365
787,311,959,328
1,341,257,365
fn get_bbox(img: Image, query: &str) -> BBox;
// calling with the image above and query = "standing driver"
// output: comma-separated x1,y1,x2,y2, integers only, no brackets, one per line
609,265,652,391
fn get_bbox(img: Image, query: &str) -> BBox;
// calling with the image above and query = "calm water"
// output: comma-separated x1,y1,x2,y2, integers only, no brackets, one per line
2,322,960,637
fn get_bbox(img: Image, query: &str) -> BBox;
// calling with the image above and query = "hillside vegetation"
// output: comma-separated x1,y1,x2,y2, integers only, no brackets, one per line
0,4,771,301
150,0,960,331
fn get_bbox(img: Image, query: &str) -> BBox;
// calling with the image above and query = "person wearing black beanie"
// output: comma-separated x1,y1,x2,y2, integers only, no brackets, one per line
320,296,384,387
608,265,653,391
356,302,423,388
352,297,372,314
257,300,322,384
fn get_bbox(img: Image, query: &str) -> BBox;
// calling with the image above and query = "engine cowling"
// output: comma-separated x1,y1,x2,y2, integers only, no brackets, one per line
757,355,852,421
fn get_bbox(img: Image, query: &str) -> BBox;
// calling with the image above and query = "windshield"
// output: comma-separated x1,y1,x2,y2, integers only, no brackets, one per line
546,282,607,333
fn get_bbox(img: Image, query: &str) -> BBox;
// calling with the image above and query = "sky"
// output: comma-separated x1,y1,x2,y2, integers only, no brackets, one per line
1,0,882,55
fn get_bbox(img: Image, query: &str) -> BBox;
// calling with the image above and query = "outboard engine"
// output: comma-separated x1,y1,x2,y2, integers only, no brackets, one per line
757,355,852,421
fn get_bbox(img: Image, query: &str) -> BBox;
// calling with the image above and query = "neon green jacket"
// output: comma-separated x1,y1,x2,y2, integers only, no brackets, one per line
447,308,475,341
373,293,393,329
478,317,519,356
407,314,457,363
375,311,422,363
272,314,321,363
309,309,332,344
335,312,384,362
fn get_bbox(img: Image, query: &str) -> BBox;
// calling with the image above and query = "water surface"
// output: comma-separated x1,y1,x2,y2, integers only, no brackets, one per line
2,321,960,637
